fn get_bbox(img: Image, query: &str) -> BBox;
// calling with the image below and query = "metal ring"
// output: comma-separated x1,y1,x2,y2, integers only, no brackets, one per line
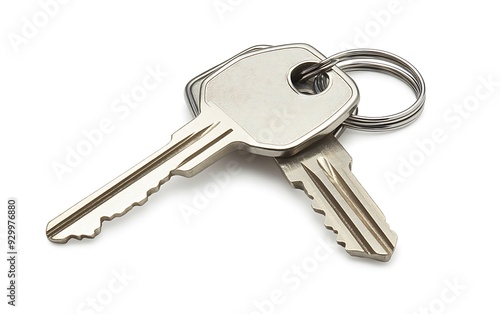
310,49,426,132
298,58,339,83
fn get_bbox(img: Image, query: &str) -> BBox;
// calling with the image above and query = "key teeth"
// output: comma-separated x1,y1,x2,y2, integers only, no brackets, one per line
309,197,357,253
290,180,395,262
320,204,395,262
47,175,171,244
50,229,102,244
295,184,352,252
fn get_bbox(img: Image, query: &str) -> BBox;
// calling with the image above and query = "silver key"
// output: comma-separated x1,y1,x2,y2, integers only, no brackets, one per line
46,44,359,243
275,137,396,262
185,46,396,262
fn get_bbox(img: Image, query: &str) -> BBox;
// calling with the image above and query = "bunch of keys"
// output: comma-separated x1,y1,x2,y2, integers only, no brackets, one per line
46,44,425,262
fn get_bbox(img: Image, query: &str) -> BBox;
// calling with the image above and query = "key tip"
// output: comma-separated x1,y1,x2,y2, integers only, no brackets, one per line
46,219,103,244
347,249,395,262
46,228,101,244
46,234,69,244
342,235,397,262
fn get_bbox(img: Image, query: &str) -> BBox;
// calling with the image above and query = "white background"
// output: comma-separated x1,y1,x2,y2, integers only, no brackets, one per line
1,1,499,313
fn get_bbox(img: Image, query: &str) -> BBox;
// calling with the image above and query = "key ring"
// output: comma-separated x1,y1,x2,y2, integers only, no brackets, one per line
308,49,426,132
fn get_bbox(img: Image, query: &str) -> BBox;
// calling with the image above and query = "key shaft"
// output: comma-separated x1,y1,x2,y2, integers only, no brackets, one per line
276,135,397,261
47,110,237,243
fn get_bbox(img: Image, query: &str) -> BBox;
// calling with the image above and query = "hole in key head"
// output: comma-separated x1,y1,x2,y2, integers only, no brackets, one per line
290,62,330,95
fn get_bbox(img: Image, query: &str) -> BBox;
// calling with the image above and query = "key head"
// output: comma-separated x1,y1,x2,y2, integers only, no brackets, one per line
199,44,359,157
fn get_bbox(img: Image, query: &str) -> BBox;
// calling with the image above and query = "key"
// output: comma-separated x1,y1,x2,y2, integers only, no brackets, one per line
46,44,359,243
185,46,397,261
275,137,397,262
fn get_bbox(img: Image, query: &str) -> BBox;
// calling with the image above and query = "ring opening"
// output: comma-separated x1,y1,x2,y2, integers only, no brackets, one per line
290,62,330,95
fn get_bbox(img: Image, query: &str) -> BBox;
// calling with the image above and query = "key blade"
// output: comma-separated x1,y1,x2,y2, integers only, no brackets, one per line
46,110,237,243
276,135,397,262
